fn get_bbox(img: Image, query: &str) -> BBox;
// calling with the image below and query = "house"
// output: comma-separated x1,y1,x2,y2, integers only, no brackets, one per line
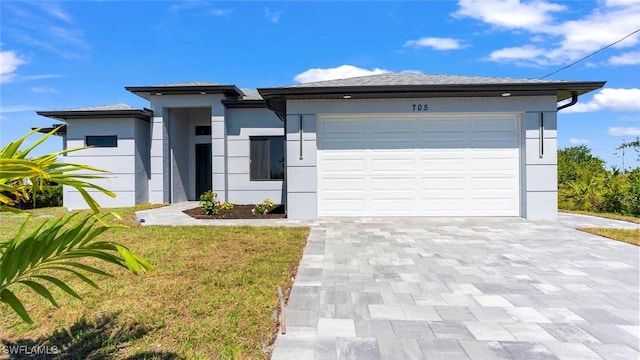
37,72,605,219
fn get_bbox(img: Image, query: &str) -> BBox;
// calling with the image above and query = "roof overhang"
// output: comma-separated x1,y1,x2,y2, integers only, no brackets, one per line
221,99,267,108
32,125,67,136
258,81,606,120
36,108,153,121
125,85,243,100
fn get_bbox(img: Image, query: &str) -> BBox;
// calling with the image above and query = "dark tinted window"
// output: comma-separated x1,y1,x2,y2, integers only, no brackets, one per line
250,136,284,180
86,135,117,147
195,126,211,135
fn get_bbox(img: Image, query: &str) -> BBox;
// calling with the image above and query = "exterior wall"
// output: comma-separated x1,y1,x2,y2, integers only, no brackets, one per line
523,111,558,219
148,95,224,203
134,118,150,204
63,117,139,210
226,108,285,204
285,96,559,219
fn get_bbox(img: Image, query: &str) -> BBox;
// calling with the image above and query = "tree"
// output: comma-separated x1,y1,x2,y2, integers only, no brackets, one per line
557,145,606,187
616,137,640,169
0,128,152,324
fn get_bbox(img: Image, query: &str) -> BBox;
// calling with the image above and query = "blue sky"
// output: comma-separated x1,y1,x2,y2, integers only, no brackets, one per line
1,0,639,168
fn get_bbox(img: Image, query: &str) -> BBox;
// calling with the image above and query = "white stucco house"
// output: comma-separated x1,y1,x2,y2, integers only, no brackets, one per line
37,72,604,219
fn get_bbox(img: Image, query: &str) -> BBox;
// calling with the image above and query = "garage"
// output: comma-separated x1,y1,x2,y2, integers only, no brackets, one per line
316,114,521,217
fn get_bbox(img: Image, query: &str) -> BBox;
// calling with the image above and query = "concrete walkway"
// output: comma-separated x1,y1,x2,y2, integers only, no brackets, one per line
134,202,315,227
271,217,638,360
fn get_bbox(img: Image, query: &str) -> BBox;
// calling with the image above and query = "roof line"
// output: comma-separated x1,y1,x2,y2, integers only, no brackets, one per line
37,108,153,121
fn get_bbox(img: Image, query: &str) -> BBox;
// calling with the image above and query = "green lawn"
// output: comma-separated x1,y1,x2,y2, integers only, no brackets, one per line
579,228,640,246
0,205,309,359
559,209,639,246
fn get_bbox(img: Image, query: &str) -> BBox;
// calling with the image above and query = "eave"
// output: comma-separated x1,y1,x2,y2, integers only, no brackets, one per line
125,85,243,100
36,109,153,121
221,99,267,108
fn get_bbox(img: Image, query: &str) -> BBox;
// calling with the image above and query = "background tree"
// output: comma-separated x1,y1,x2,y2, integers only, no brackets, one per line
558,144,639,216
616,137,640,170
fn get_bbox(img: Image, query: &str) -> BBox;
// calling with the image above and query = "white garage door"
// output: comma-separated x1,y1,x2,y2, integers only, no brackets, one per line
317,115,521,217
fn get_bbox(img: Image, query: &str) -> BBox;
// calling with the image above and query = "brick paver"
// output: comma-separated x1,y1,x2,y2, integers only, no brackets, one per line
270,216,639,360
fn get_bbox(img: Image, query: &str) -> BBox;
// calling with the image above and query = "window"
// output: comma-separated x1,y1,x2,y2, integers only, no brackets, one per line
250,136,284,180
85,135,117,147
195,126,211,135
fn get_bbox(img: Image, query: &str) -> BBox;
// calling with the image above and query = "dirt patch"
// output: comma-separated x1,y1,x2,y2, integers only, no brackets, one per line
183,204,286,219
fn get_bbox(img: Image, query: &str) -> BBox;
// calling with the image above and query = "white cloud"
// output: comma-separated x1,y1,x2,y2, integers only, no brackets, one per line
564,88,640,113
31,86,58,93
294,65,389,83
22,74,63,81
455,0,640,66
608,127,640,136
454,0,565,30
211,9,233,16
4,2,90,59
34,2,72,23
488,45,546,62
609,51,640,65
265,8,281,24
605,0,640,7
569,138,590,144
404,37,465,50
0,51,27,83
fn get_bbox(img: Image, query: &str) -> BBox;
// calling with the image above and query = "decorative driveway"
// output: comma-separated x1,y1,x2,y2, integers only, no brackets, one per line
271,215,639,360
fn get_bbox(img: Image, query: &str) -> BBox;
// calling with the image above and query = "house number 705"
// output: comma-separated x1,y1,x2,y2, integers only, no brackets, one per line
412,104,429,111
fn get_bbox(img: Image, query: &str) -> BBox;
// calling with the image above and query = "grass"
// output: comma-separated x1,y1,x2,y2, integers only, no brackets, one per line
560,209,640,224
579,228,640,246
0,205,309,359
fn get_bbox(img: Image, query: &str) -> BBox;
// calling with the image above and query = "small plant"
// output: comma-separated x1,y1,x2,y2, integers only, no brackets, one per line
199,191,219,215
199,192,235,215
252,199,276,215
220,201,234,210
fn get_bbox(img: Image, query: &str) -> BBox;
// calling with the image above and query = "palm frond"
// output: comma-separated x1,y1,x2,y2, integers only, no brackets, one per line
0,214,153,324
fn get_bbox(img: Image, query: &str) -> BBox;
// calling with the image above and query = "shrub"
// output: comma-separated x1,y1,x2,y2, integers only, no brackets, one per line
199,192,235,215
199,191,219,215
252,199,276,215
219,201,234,210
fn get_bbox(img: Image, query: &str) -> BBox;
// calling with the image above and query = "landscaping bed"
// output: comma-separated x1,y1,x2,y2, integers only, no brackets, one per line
184,204,286,219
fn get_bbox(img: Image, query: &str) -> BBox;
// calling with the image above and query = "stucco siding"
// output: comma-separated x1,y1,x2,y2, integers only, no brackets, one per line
64,191,135,210
134,118,150,204
63,118,141,209
225,108,284,204
522,111,558,219
285,97,559,219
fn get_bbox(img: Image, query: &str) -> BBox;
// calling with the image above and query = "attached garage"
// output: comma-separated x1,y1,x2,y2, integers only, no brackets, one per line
258,72,606,220
316,114,520,217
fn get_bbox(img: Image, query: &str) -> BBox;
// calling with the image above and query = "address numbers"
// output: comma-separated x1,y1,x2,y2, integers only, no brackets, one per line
411,104,429,111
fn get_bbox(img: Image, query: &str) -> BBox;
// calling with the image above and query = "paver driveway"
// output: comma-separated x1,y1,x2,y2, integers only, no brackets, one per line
271,216,639,360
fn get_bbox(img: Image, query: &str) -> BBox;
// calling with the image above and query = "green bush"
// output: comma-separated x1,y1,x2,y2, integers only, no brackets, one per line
13,184,62,209
252,199,276,215
558,145,640,216
199,191,219,215
219,201,234,210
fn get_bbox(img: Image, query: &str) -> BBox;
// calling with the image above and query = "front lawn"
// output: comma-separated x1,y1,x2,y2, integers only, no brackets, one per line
0,205,309,359
580,228,640,246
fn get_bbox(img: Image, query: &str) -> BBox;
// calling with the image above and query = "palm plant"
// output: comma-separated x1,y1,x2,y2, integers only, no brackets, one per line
0,128,152,324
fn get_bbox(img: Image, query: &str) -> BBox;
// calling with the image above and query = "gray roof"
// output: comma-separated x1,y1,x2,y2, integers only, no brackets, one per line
150,81,222,87
240,88,263,100
286,72,565,88
67,103,135,111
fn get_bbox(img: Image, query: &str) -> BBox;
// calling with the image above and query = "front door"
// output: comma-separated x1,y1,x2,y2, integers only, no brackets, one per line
195,143,212,198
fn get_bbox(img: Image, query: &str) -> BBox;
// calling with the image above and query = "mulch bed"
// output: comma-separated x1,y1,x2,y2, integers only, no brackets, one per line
183,204,286,219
